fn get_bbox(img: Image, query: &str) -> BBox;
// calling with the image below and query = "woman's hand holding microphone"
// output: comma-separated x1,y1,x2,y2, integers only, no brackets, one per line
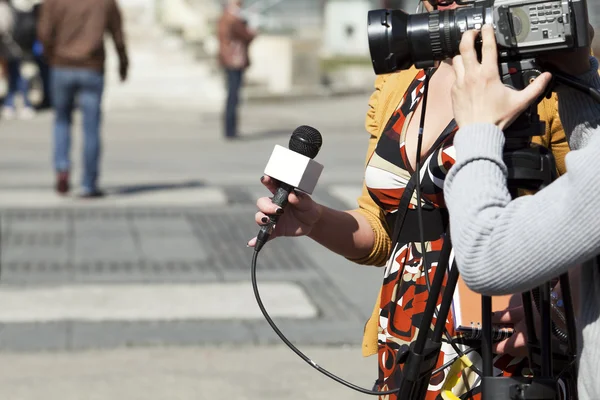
247,175,323,248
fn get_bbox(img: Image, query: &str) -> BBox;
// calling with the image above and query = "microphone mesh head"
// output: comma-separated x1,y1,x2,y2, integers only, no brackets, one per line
289,125,323,159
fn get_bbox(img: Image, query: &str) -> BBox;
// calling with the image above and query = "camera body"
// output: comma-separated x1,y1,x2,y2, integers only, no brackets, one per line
368,0,590,74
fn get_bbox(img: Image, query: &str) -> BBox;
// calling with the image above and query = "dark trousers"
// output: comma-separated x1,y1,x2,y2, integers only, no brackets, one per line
35,55,52,109
224,68,243,138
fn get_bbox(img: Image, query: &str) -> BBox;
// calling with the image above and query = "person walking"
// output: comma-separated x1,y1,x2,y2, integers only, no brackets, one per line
37,0,128,197
1,0,38,120
217,0,256,140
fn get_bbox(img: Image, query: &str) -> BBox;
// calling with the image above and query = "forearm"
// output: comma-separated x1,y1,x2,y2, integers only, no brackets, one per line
37,4,52,54
109,1,128,63
113,33,128,64
445,122,600,295
307,206,376,262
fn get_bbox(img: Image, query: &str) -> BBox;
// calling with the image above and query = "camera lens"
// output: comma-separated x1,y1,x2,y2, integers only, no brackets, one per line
368,6,489,73
367,9,413,74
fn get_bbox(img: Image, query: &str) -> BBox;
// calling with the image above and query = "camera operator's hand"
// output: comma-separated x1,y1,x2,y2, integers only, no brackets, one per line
247,175,323,247
492,306,530,357
493,299,567,358
538,24,594,76
451,24,553,130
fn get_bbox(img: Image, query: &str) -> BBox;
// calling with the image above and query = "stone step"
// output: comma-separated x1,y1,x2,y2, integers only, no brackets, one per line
103,28,225,111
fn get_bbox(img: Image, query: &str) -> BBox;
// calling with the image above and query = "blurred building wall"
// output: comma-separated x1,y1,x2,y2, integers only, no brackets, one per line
242,0,325,34
321,0,373,57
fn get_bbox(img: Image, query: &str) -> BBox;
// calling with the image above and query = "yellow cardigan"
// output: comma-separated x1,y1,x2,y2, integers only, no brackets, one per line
350,67,570,357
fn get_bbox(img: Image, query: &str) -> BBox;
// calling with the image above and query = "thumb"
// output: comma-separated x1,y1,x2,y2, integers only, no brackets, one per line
492,322,528,356
519,72,553,108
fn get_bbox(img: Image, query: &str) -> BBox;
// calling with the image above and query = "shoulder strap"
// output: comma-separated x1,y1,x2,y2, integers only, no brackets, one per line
390,172,418,247
428,119,457,153
389,122,456,247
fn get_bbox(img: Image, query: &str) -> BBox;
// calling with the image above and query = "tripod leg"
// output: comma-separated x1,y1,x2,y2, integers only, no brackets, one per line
482,295,494,377
558,273,578,378
433,259,460,342
395,232,453,399
412,233,453,355
522,291,538,369
539,283,554,378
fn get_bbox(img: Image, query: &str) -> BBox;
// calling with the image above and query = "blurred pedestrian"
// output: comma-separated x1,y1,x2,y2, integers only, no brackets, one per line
1,0,38,120
217,0,256,140
38,0,128,197
0,0,14,82
31,35,50,109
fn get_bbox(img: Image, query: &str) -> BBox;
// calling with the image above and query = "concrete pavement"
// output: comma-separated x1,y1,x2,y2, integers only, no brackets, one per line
0,93,384,352
0,94,371,191
0,346,377,400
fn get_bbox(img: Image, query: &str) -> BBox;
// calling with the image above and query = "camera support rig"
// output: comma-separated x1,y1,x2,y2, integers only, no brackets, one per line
482,58,578,400
392,58,592,400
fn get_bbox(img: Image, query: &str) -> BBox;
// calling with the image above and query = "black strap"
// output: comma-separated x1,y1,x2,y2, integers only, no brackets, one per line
390,172,419,248
438,119,457,146
389,124,456,247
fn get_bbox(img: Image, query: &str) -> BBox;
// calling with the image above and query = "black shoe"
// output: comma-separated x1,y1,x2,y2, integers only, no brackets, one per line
79,189,105,199
55,171,70,195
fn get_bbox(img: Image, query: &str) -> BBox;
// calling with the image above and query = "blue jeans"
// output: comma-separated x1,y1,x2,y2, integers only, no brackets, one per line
51,67,104,193
225,69,243,138
3,60,32,108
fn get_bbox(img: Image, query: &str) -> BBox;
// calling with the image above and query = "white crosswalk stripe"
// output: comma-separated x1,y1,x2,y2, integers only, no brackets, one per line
0,282,317,322
0,187,228,208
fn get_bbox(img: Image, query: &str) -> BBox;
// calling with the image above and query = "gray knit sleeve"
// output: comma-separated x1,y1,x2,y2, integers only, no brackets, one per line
444,59,600,295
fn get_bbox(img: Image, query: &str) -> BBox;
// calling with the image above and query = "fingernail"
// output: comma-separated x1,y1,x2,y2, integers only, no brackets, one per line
260,175,265,182
261,216,269,223
275,208,284,215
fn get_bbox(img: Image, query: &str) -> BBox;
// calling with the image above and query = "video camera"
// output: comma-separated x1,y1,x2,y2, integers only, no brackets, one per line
368,0,590,74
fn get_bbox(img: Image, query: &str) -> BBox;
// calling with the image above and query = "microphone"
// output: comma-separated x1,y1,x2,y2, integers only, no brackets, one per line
255,125,324,252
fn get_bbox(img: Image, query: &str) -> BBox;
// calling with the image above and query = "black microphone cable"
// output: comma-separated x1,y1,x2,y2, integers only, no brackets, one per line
251,238,479,396
251,248,401,396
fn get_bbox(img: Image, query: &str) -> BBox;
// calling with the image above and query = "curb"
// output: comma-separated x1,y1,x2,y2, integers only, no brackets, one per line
243,85,373,104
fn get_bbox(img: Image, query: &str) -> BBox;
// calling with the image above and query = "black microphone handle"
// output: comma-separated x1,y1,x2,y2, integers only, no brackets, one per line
255,182,294,252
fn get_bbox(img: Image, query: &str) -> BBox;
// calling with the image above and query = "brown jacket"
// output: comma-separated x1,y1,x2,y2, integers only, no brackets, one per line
37,0,128,73
217,7,255,70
